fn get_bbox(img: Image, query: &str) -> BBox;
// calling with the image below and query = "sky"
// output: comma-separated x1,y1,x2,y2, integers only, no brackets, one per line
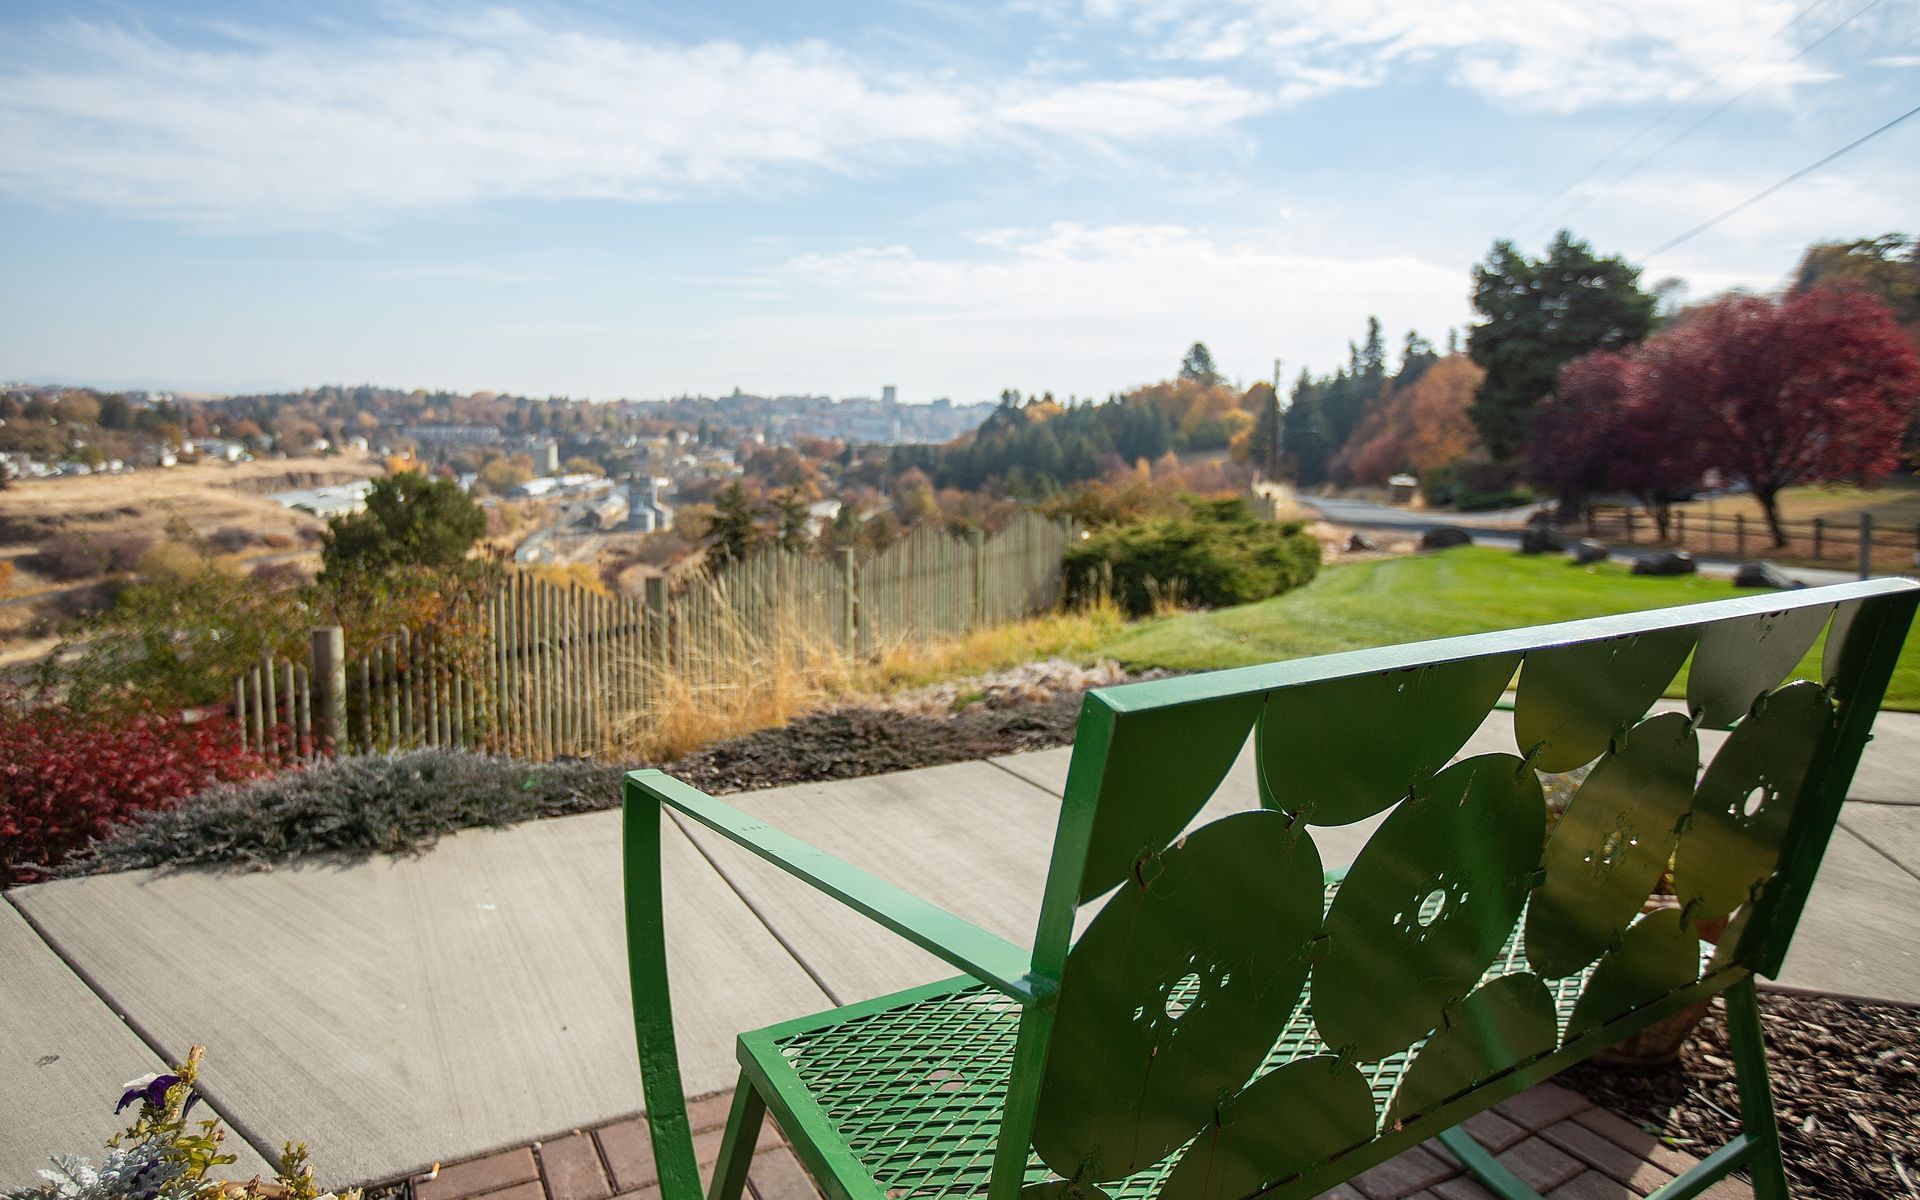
1,0,1917,403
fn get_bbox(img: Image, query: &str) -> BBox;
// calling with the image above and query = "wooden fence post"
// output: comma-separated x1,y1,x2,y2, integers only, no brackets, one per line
311,626,345,756
1624,510,1636,544
645,575,669,685
1674,510,1685,546
1812,517,1824,561
1736,515,1746,558
971,529,986,629
1859,512,1874,580
837,548,856,651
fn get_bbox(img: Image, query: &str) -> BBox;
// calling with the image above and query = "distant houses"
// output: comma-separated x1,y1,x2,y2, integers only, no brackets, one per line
269,479,376,519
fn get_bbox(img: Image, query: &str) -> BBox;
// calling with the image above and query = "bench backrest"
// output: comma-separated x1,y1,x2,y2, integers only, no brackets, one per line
1018,578,1915,1194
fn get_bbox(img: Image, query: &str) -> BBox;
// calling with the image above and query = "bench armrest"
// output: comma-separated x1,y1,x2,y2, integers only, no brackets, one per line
627,769,1049,1003
622,769,1050,1200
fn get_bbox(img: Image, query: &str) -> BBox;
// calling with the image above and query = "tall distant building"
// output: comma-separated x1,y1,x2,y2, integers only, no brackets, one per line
531,438,560,474
881,385,897,405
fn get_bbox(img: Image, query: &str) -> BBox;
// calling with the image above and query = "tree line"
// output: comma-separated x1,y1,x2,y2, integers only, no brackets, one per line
1468,231,1920,545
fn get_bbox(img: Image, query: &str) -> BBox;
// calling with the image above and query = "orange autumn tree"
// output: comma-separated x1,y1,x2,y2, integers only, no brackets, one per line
1332,355,1486,485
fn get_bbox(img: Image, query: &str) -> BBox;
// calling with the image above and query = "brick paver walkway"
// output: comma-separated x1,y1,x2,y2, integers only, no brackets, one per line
406,1082,1751,1200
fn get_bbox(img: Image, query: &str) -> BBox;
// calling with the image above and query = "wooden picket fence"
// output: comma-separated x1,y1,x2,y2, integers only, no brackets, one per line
233,511,1073,763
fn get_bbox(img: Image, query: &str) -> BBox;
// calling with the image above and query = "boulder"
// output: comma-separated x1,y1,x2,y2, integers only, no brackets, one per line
1734,560,1803,590
1631,551,1697,577
1519,525,1563,554
1569,539,1609,565
1420,526,1473,551
1347,531,1379,552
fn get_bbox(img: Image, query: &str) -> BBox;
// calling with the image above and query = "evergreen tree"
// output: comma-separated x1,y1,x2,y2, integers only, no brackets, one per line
704,481,765,569
1179,342,1223,385
1357,318,1387,381
1467,230,1656,460
774,487,811,551
824,502,862,550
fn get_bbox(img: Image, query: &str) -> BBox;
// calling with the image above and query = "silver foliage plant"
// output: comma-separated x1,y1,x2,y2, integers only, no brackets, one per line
5,1049,358,1200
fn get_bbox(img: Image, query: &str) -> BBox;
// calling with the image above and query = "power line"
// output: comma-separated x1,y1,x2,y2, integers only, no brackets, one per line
1644,99,1920,258
1505,0,1831,234
1532,0,1886,239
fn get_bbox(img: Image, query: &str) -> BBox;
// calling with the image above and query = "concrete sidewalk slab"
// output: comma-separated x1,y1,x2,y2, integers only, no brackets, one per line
1773,824,1920,1001
676,760,1061,1005
0,900,275,1190
11,811,828,1190
1838,801,1920,877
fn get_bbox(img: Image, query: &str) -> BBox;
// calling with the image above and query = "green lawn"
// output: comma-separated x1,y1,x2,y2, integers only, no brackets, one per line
1097,546,1919,710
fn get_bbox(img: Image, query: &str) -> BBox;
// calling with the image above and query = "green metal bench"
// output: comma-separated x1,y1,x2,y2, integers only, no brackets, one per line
623,578,1916,1200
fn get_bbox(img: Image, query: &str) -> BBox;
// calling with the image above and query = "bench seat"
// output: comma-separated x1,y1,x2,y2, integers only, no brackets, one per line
743,879,1703,1200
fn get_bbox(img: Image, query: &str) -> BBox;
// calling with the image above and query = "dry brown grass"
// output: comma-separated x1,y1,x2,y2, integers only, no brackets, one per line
0,454,375,619
1667,477,1920,525
610,595,1128,761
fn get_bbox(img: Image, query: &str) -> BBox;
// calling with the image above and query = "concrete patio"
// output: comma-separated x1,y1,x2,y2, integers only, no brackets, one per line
4,707,1916,1192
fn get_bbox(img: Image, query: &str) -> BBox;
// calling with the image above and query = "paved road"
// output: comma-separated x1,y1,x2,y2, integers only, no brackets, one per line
1302,495,1866,586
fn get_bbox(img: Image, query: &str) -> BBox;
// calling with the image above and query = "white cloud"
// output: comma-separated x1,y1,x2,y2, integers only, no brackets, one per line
1071,0,1838,111
0,10,1276,228
770,223,1470,394
998,77,1272,137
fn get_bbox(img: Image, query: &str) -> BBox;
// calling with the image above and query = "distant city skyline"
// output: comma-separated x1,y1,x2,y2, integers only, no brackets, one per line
2,0,1916,401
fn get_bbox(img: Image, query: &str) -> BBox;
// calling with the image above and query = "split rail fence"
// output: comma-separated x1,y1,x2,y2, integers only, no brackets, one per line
233,511,1073,764
1583,507,1917,575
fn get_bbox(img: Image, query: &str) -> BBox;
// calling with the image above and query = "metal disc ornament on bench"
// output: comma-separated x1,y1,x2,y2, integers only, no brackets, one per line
1687,605,1832,729
1158,1055,1377,1200
1565,908,1704,1040
1513,628,1696,772
1672,681,1835,920
1075,696,1262,902
1259,654,1519,825
1384,972,1559,1127
1524,712,1698,980
1032,810,1325,1183
1312,754,1545,1062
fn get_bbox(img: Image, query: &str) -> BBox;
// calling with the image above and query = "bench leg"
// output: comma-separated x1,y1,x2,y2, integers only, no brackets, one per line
1725,977,1790,1200
708,1073,767,1200
1436,1126,1543,1200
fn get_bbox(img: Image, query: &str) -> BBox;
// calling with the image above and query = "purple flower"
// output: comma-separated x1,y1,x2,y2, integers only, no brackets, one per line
115,1073,181,1114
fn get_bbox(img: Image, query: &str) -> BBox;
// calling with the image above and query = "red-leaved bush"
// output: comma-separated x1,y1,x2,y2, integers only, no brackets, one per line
0,694,273,883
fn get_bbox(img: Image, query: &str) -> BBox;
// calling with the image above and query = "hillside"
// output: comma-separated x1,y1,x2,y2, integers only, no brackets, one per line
0,453,380,653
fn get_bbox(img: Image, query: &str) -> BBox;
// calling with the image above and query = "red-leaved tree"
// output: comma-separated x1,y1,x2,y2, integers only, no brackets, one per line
1534,349,1705,535
1640,287,1920,546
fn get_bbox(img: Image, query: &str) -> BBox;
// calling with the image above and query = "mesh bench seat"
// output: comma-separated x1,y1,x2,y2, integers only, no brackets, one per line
623,579,1917,1200
750,877,1624,1200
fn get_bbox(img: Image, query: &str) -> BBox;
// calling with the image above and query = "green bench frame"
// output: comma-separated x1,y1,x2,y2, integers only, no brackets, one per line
624,578,1917,1200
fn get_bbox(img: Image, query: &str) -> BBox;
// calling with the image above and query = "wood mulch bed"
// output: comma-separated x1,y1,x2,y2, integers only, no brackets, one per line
1560,990,1920,1198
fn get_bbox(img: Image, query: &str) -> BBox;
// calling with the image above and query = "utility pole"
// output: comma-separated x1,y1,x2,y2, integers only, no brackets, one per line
1267,358,1287,481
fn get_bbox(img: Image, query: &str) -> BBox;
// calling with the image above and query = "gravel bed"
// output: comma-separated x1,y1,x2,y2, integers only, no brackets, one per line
1560,991,1920,1198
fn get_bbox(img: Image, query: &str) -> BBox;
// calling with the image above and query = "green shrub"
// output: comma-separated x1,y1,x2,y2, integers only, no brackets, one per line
1064,496,1320,618
59,749,624,875
1454,486,1535,512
